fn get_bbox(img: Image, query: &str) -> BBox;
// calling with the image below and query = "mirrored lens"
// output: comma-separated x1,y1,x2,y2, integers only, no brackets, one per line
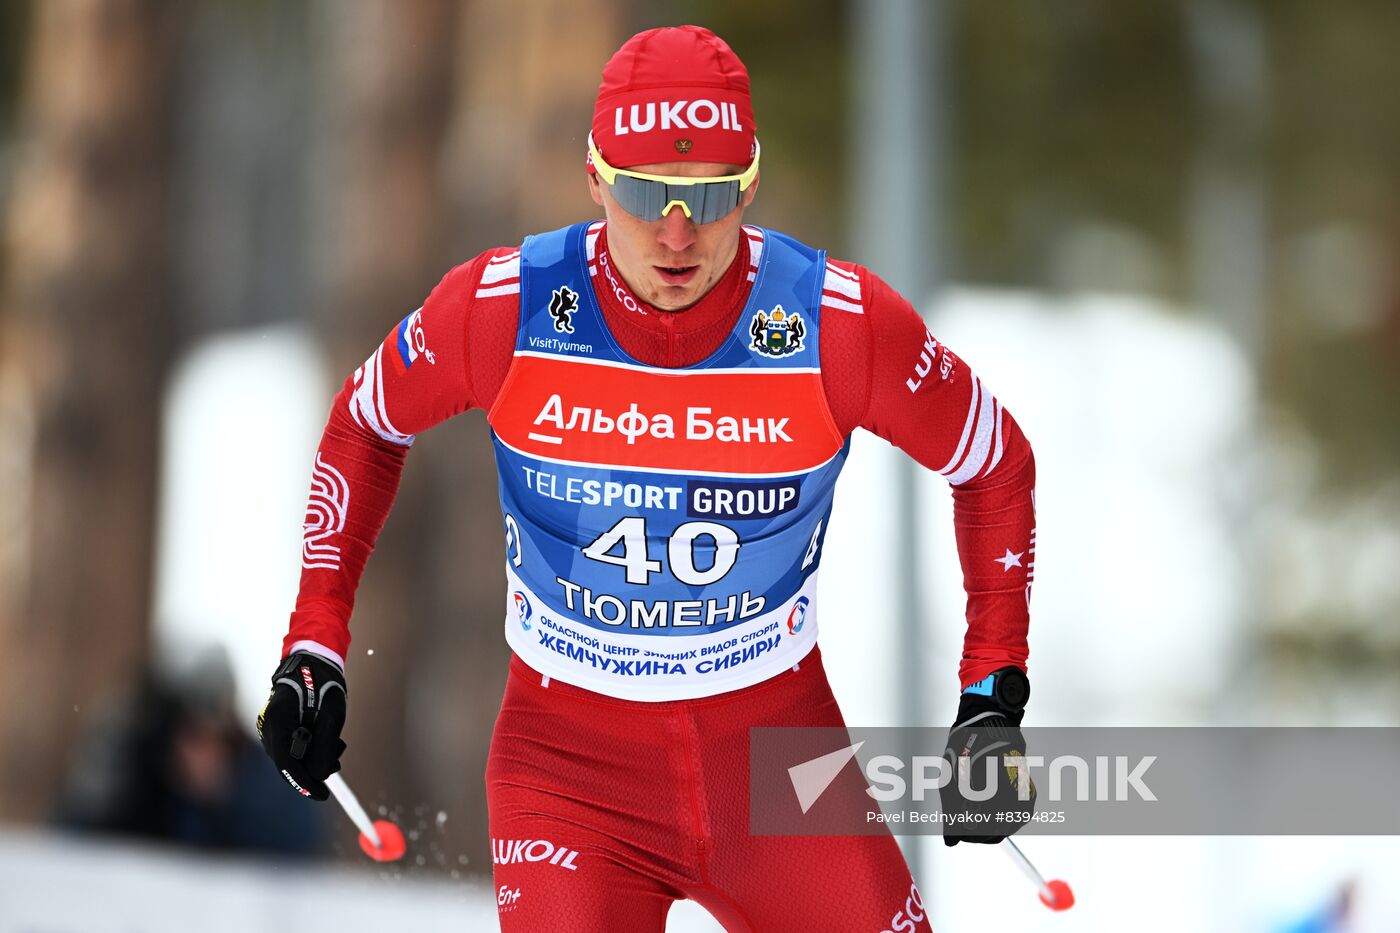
609,175,742,225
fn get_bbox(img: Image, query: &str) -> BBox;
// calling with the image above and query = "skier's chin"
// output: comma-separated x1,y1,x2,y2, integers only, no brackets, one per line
650,275,705,311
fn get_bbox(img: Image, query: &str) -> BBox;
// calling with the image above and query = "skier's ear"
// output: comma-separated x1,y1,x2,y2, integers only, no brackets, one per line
587,171,605,208
742,172,759,207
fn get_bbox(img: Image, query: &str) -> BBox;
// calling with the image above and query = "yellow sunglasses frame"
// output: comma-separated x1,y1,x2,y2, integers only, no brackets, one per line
588,133,761,220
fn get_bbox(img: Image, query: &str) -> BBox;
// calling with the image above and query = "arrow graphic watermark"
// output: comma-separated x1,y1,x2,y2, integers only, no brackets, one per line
788,740,864,814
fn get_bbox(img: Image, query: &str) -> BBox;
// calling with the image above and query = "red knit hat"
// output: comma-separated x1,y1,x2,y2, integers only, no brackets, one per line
590,25,757,170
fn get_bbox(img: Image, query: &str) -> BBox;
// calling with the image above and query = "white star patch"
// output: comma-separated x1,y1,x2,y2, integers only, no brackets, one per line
994,548,1024,572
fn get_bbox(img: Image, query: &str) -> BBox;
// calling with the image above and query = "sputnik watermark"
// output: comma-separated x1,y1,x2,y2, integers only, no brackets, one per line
789,742,1157,814
753,726,1400,835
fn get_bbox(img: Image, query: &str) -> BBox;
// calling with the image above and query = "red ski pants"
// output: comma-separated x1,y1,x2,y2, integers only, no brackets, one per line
486,647,931,932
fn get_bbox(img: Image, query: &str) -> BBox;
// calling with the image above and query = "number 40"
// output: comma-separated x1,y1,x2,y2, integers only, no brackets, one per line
582,516,739,586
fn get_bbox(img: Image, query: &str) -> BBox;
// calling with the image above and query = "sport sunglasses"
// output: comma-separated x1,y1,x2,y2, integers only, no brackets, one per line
588,133,760,225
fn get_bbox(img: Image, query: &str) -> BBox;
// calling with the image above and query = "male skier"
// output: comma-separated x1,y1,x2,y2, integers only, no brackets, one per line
259,25,1036,932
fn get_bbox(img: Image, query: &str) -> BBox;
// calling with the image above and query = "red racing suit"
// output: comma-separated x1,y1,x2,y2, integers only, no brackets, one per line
281,222,1035,930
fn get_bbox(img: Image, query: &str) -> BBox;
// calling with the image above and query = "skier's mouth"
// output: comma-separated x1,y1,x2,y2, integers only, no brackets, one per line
655,265,699,286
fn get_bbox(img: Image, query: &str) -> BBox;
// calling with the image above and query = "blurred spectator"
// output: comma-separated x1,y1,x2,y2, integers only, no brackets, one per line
50,646,324,857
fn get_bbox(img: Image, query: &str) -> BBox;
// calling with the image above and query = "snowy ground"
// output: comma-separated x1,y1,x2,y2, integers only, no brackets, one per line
4,828,1400,932
0,828,729,932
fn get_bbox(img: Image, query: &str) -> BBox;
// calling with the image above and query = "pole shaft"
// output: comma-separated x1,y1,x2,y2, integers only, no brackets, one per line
1004,839,1054,900
326,773,382,847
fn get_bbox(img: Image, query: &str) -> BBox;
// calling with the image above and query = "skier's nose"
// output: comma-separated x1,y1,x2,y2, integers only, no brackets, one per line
656,205,698,255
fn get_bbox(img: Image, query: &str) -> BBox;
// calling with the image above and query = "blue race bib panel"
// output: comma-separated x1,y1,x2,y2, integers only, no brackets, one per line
486,223,849,700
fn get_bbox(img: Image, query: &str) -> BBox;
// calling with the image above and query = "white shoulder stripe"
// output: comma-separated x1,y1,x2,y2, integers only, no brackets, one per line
825,262,859,283
823,267,861,300
938,376,981,476
982,401,1005,478
487,250,519,265
371,345,413,445
476,268,592,297
945,378,998,485
821,296,863,314
349,346,415,447
480,256,520,285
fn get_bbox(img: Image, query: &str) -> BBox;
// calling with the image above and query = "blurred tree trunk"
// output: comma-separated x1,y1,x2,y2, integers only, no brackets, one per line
444,0,623,232
0,0,180,821
424,0,622,874
310,0,620,873
306,0,461,835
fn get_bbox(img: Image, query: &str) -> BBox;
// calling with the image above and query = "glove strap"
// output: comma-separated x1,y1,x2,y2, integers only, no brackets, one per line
958,666,1029,726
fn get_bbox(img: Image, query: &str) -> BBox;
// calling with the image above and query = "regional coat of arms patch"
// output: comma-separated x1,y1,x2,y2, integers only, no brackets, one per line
749,305,805,357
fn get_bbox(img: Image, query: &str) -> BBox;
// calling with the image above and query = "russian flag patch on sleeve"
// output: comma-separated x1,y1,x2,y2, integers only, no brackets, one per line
395,308,435,369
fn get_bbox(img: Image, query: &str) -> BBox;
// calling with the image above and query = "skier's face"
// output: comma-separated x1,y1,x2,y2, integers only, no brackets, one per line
589,161,759,312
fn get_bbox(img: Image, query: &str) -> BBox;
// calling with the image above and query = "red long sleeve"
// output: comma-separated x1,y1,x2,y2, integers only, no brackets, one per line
817,265,1036,686
283,255,511,663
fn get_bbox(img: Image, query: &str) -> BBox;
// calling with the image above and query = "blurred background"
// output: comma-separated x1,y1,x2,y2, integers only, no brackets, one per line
0,0,1397,929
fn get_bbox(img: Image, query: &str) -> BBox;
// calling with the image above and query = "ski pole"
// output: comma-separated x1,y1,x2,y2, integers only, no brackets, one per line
326,772,406,862
1003,838,1074,911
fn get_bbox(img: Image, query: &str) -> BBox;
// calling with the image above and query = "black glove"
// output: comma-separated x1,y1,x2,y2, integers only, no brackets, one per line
941,666,1034,846
257,652,346,800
